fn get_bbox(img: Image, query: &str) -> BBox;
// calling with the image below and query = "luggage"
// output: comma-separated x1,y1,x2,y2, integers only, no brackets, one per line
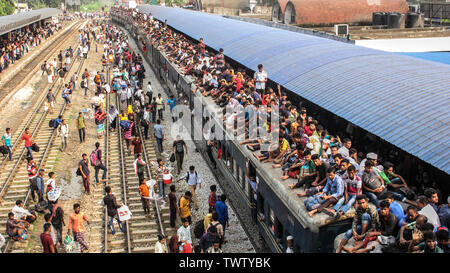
35,200,49,213
31,143,40,152
76,168,82,176
90,150,100,167
49,119,55,128
169,153,175,163
0,145,8,155
193,220,204,239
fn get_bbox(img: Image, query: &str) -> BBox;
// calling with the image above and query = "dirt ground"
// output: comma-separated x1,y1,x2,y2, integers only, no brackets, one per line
24,36,108,253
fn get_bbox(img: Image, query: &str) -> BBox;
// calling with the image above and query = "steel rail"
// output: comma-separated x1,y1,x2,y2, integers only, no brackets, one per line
1,55,87,253
0,21,86,173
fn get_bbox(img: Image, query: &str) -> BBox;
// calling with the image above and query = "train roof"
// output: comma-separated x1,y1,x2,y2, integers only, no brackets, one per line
0,8,61,36
137,4,450,175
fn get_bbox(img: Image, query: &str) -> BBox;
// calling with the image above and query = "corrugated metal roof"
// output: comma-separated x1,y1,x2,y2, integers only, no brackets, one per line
0,8,61,36
136,5,450,174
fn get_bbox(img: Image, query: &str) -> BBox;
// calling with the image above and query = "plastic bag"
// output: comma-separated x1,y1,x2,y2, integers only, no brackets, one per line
117,205,132,222
64,234,76,253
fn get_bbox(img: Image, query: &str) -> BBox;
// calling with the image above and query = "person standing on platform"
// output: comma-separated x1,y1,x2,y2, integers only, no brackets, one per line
156,93,164,121
215,194,229,239
2,128,12,161
79,153,91,195
178,166,201,210
153,119,164,154
77,112,86,143
172,135,187,175
68,203,90,253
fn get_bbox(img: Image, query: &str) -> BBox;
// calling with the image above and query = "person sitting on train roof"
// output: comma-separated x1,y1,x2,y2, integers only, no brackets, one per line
416,195,441,228
289,153,328,191
361,160,388,206
378,162,417,206
336,194,380,253
304,166,345,217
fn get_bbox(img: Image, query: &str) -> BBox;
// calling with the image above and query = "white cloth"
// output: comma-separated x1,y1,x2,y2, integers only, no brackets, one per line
59,124,69,137
254,70,268,90
177,225,192,245
419,204,441,228
154,241,167,253
12,205,31,220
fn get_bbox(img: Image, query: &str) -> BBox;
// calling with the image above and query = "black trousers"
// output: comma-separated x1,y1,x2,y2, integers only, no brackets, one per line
170,208,176,228
294,175,316,189
142,121,149,139
206,145,216,168
78,128,86,143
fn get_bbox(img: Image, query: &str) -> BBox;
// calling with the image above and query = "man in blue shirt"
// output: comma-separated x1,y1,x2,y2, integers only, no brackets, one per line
36,169,45,202
167,95,176,122
215,194,229,235
54,115,63,129
308,167,344,217
2,127,12,160
153,119,164,153
384,191,406,227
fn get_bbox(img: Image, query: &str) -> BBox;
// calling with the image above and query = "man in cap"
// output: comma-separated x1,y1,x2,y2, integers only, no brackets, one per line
286,236,294,253
359,152,379,177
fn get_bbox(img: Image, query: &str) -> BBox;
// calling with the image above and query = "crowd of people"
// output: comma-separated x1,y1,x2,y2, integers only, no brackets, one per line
0,21,62,73
111,7,449,253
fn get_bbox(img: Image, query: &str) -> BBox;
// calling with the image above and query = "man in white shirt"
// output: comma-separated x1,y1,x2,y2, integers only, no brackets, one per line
146,81,153,103
12,200,36,222
58,119,69,151
286,235,295,253
254,64,268,93
338,138,352,158
178,166,201,210
177,219,192,245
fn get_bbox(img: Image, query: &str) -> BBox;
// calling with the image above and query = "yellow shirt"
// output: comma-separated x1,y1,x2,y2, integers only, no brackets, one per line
179,196,190,218
281,138,289,151
119,114,128,121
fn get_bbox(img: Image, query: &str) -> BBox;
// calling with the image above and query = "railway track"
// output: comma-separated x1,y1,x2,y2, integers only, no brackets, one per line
0,20,85,104
0,37,88,253
0,20,86,177
97,92,169,253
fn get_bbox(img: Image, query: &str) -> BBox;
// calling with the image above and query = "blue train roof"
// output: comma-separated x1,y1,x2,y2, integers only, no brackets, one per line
137,5,450,175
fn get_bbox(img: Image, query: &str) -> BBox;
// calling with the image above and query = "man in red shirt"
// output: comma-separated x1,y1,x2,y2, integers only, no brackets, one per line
21,128,33,159
41,223,56,253
198,38,206,55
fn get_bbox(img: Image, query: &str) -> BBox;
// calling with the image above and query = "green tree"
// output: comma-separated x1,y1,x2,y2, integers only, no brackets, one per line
0,0,15,16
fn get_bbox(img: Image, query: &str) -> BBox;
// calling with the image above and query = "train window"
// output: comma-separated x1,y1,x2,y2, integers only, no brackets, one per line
275,219,284,250
256,194,265,219
269,207,275,235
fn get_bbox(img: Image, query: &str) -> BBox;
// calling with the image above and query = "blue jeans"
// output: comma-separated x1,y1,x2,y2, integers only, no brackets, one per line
365,192,379,207
344,212,372,240
333,194,356,214
109,215,124,235
159,180,166,198
389,178,407,202
7,146,12,160
151,111,156,123
156,137,163,153
26,146,33,159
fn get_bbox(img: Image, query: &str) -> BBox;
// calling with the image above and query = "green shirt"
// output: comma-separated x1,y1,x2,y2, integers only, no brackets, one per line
77,116,85,129
379,171,391,185
417,242,444,253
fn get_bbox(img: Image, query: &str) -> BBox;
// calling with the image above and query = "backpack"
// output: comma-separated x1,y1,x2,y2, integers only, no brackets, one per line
193,220,204,239
120,120,130,131
80,80,86,88
35,200,49,213
185,171,198,184
207,222,220,234
82,73,86,79
0,145,8,155
90,149,100,167
41,63,46,70
30,176,38,190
